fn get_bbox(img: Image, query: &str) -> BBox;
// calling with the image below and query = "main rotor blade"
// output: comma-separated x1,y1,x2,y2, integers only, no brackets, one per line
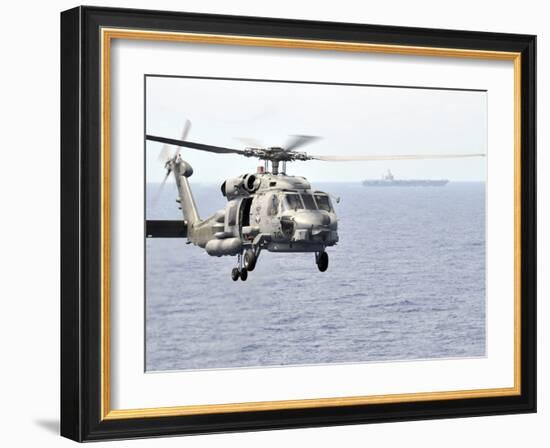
147,135,248,156
236,137,264,149
310,153,486,162
284,135,321,151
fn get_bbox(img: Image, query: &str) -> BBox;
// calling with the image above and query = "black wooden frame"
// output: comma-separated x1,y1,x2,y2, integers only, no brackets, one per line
61,6,536,442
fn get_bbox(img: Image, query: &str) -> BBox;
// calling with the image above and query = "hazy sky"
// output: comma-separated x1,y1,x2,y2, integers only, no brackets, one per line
145,76,487,183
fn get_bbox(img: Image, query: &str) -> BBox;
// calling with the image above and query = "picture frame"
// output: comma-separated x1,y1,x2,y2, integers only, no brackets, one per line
60,5,536,442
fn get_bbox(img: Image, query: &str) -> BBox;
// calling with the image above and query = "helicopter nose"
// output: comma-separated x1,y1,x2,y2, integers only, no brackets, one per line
293,212,330,228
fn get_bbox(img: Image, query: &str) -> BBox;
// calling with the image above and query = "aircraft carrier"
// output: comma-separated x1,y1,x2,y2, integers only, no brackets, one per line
363,170,449,187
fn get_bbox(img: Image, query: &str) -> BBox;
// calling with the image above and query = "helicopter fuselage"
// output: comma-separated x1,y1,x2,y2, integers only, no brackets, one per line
222,172,337,254
188,171,338,256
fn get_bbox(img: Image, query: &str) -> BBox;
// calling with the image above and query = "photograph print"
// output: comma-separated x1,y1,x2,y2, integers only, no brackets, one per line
144,75,487,372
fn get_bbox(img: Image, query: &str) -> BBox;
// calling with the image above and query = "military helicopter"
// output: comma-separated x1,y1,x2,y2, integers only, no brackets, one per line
145,121,485,281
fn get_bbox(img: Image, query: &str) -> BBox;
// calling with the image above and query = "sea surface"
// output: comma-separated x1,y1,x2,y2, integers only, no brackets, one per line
145,182,486,371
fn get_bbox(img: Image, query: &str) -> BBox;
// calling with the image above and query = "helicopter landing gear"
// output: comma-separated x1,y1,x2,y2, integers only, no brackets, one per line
316,251,329,272
231,253,249,281
231,267,248,281
231,268,240,281
243,248,258,271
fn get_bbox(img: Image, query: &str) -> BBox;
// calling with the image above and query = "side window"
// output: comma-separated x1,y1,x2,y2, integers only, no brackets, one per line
315,194,333,212
268,194,279,216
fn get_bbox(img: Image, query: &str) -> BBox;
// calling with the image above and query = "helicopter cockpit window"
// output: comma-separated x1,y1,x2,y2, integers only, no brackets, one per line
301,194,317,210
315,194,333,212
284,194,304,211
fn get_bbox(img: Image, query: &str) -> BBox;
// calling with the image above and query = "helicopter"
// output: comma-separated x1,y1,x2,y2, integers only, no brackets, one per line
145,121,485,281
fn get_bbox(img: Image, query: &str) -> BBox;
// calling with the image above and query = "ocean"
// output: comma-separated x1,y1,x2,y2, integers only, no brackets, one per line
145,181,486,371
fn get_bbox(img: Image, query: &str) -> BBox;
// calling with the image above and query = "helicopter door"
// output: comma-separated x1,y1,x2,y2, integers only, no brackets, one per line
239,197,253,234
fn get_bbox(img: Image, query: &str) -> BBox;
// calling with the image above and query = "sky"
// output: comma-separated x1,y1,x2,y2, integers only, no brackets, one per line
145,76,487,183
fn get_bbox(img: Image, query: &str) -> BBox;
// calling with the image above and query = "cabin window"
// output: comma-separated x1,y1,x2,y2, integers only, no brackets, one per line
284,193,303,211
268,194,279,216
315,194,333,212
301,194,317,210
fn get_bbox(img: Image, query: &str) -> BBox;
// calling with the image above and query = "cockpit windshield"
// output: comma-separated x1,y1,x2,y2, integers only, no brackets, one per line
284,194,304,211
314,194,333,212
301,194,317,210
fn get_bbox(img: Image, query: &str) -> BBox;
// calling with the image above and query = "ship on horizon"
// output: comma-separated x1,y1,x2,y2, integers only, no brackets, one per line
363,170,449,187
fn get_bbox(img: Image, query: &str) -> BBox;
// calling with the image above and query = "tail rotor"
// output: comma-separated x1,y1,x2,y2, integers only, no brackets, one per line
152,120,192,205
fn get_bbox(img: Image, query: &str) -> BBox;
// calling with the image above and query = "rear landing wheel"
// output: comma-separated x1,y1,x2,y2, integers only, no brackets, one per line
316,251,329,272
240,268,248,281
231,268,240,281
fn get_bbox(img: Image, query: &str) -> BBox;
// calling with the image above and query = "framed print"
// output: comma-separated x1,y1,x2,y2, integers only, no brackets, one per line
60,6,536,442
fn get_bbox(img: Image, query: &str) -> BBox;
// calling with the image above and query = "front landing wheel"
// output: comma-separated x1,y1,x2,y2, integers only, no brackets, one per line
243,249,257,271
231,268,240,281
316,251,329,272
240,268,248,281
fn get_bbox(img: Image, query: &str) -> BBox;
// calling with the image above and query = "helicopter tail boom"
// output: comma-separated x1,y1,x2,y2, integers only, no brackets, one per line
172,159,201,228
